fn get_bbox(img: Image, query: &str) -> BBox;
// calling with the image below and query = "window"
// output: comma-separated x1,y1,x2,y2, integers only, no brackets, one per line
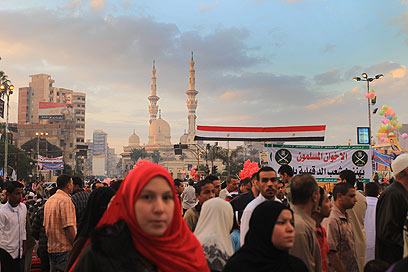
57,92,59,96
70,143,73,147
69,154,72,159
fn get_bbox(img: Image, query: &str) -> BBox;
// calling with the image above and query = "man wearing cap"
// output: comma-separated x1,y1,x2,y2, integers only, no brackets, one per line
375,154,408,264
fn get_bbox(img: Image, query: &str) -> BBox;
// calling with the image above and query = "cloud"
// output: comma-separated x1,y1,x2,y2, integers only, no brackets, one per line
321,43,336,54
90,0,106,11
199,0,220,12
314,68,342,85
0,8,269,150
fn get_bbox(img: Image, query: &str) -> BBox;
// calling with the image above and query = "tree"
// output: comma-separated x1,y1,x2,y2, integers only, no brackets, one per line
150,150,161,163
0,143,35,180
130,148,147,164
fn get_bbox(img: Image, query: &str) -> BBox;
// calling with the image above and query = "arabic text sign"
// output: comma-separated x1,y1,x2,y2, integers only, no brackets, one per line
38,155,63,163
39,162,64,170
264,144,372,182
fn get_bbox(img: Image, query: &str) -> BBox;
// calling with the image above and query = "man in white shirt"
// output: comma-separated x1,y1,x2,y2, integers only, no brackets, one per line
364,182,380,263
240,166,278,246
0,181,27,272
219,176,239,200
181,180,197,214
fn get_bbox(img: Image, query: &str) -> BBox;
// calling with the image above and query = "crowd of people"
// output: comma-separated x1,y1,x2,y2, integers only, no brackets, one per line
0,154,408,272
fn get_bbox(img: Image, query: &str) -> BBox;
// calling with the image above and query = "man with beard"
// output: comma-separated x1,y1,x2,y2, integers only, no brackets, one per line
289,174,322,272
240,166,278,246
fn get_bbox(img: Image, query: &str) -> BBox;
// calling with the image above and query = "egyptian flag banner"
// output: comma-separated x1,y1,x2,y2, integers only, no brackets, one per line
194,125,326,142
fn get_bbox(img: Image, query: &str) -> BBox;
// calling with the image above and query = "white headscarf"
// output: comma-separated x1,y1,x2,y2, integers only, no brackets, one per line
194,198,234,271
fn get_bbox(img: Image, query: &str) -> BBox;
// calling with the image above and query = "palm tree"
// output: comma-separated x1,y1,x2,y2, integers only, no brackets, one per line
150,150,161,163
0,71,10,87
130,148,147,164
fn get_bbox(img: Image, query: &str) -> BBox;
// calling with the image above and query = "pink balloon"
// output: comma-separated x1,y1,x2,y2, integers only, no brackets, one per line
385,119,391,124
370,93,376,98
402,133,408,139
380,137,385,142
391,111,396,117
365,93,371,98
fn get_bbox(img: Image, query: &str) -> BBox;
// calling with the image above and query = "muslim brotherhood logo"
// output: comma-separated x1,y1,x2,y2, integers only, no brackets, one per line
275,149,292,165
352,150,368,167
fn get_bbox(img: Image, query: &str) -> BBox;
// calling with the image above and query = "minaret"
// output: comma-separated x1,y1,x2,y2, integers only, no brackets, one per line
186,52,198,136
148,60,160,124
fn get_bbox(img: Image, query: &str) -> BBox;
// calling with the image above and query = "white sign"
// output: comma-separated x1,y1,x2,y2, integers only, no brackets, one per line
263,144,372,182
38,155,63,163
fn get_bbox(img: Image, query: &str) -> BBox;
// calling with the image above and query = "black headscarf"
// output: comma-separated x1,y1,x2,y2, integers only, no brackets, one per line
76,187,115,239
223,201,308,272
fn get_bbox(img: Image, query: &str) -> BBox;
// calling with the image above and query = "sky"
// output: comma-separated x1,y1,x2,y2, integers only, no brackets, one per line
1,0,408,153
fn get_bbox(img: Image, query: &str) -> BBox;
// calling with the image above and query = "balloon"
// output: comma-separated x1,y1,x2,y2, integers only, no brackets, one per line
369,88,375,93
380,137,385,142
392,116,397,121
396,123,403,130
378,110,385,116
387,115,393,120
388,132,395,136
392,120,397,126
365,93,371,98
391,111,396,117
385,124,392,130
387,107,393,113
375,133,380,138
382,105,389,111
370,93,376,98
402,133,408,139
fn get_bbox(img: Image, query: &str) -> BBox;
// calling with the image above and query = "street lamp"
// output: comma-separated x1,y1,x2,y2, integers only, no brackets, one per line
353,73,384,146
35,132,48,178
1,82,14,180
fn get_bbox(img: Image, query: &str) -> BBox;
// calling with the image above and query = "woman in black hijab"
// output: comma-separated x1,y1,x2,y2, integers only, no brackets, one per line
223,201,308,272
65,187,115,272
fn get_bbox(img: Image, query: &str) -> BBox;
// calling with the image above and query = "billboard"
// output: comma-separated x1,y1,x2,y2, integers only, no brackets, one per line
263,144,372,183
39,102,74,120
93,132,107,157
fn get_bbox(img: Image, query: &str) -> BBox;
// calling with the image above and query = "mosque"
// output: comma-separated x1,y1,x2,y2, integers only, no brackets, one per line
121,54,219,178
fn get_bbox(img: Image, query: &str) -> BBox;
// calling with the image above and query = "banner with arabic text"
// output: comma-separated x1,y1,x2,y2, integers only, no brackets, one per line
38,163,64,170
263,144,372,182
38,155,63,163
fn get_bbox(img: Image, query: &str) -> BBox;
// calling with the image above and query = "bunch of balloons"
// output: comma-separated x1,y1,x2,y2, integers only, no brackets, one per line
376,104,404,143
364,88,376,100
190,166,199,181
239,159,260,180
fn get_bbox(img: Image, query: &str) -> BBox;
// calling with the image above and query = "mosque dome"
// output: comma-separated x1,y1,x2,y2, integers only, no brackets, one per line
180,132,188,144
129,132,140,146
148,117,171,145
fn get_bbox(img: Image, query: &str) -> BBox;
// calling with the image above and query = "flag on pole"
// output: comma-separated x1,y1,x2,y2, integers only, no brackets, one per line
195,125,326,142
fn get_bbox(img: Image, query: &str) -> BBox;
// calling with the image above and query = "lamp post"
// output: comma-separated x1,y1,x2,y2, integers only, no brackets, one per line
353,73,384,146
1,82,14,180
35,132,48,178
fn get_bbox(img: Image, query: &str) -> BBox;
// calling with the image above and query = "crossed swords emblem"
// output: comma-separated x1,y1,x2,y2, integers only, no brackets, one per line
276,150,291,164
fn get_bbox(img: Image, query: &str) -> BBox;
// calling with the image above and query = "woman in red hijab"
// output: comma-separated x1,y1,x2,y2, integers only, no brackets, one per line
70,160,209,272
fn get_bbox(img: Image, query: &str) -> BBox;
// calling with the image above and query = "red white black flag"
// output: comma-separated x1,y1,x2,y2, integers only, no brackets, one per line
194,125,326,142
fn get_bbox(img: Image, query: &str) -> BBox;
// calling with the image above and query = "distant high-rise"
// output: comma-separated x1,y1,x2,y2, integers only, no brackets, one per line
18,74,86,144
